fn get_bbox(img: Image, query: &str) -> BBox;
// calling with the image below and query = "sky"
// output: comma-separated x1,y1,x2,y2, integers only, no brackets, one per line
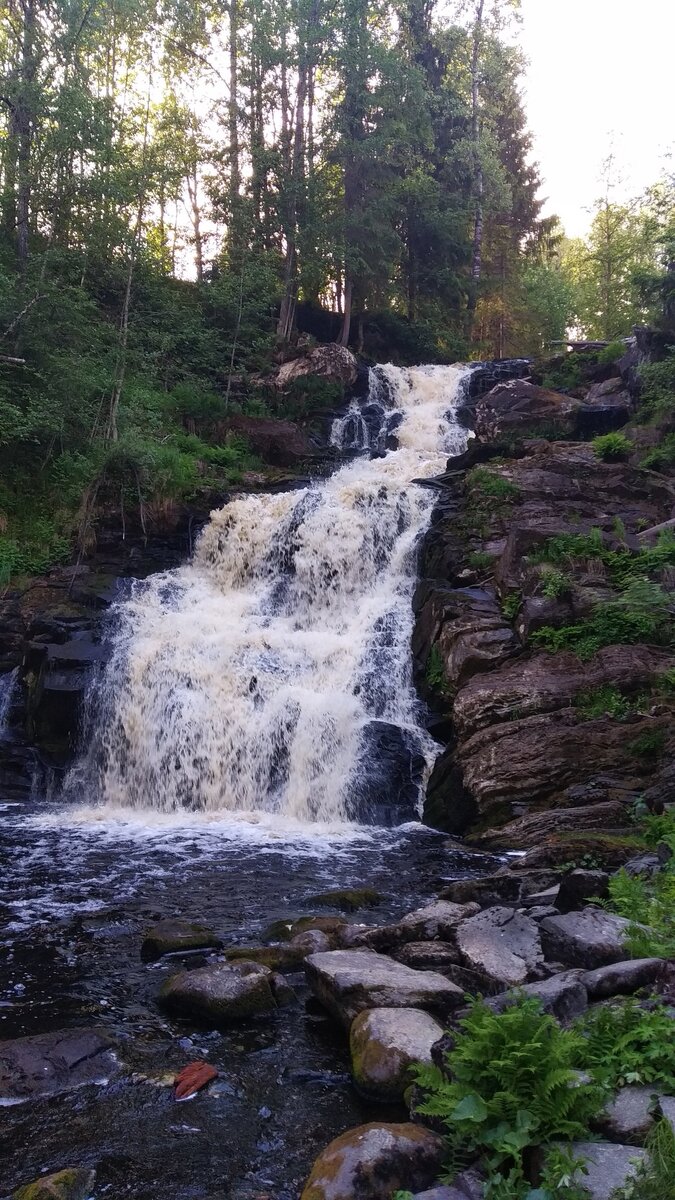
513,0,674,237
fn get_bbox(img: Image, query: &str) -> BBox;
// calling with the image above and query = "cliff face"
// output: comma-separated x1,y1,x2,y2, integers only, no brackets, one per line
415,355,675,866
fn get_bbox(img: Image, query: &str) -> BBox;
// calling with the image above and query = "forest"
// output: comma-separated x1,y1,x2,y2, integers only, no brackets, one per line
0,0,673,581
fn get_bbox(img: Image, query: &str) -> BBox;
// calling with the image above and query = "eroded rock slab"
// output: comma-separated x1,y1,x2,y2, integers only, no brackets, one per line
540,909,633,968
300,1122,445,1200
455,906,543,986
486,970,587,1022
350,1007,443,1101
582,958,664,999
158,961,277,1024
0,1028,119,1103
305,950,464,1028
567,1141,647,1200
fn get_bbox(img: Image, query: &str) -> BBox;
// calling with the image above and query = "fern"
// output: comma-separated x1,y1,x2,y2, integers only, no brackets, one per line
605,867,675,959
413,999,607,1191
576,999,675,1091
613,1120,675,1200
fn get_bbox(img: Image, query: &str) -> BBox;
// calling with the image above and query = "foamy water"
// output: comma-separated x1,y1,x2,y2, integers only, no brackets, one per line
65,364,471,823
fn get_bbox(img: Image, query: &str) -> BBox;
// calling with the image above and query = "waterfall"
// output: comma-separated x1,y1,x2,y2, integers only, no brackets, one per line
0,668,17,740
69,364,471,825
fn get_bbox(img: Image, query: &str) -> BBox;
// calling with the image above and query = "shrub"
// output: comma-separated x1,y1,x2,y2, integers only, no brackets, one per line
597,339,627,367
575,685,632,720
530,578,673,659
413,998,606,1196
638,350,675,419
539,567,572,599
426,644,447,695
576,998,675,1090
467,467,521,502
620,1119,675,1200
641,434,675,473
468,550,494,571
592,432,632,462
629,728,666,760
501,591,522,620
605,866,675,959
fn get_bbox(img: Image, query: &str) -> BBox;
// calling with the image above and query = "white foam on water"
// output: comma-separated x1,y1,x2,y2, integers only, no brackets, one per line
65,364,471,825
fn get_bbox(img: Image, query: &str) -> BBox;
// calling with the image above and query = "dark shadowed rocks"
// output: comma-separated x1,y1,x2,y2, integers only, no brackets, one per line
581,958,664,999
0,1028,119,1103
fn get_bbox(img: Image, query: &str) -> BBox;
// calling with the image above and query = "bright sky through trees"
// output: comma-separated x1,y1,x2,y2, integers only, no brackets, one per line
517,0,674,236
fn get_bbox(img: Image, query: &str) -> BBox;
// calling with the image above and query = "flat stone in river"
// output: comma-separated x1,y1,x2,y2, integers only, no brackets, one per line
0,1028,119,1103
158,961,278,1024
305,950,464,1027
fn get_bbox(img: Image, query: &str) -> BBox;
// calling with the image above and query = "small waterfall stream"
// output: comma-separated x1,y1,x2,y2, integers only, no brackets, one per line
69,364,471,824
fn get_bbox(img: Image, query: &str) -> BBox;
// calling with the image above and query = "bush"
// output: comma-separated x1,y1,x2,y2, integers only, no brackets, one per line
530,578,673,659
575,685,632,720
539,566,572,599
605,867,675,959
597,339,627,367
501,591,522,620
426,644,447,695
467,468,521,501
577,998,675,1090
629,728,667,760
413,998,607,1197
622,1119,675,1200
468,550,494,571
592,432,632,461
641,434,675,473
638,350,675,419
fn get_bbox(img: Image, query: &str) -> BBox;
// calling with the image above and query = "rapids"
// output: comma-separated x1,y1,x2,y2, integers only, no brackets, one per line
68,364,471,823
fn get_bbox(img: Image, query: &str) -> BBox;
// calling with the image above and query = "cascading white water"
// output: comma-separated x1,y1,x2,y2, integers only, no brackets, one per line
71,364,471,824
0,668,17,738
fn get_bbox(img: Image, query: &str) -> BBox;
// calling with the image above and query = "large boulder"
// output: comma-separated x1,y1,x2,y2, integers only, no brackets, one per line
474,380,581,442
158,961,278,1024
580,377,632,436
277,343,358,389
595,1086,657,1145
300,1122,445,1200
0,1028,119,1103
13,1169,96,1200
414,587,519,697
141,918,221,961
350,1007,443,1101
581,958,664,1000
454,907,543,986
539,909,634,968
304,950,464,1028
485,971,588,1022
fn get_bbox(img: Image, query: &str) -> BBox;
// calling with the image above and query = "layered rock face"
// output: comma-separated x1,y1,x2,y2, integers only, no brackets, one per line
417,356,675,857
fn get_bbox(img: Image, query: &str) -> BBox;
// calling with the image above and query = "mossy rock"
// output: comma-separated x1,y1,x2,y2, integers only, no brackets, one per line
223,944,308,970
306,888,384,913
261,915,346,945
14,1168,96,1200
141,918,221,961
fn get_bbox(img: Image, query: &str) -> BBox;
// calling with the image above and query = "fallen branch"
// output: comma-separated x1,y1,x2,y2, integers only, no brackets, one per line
636,517,675,542
0,354,26,365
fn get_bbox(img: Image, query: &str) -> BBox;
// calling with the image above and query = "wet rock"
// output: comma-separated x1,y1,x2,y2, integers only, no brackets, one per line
566,1142,647,1200
394,942,461,970
225,931,331,970
349,1007,443,1101
439,874,522,906
262,915,346,945
398,900,480,939
556,870,610,913
472,801,632,852
300,1121,445,1200
474,380,581,442
595,1086,658,1145
306,888,383,913
270,973,297,1006
622,851,670,878
0,1028,119,1103
13,1168,96,1200
141,918,221,961
485,971,588,1022
455,907,543,986
158,961,277,1024
221,413,314,467
352,720,427,824
304,950,464,1028
540,909,634,968
277,343,358,389
581,958,664,1000
417,588,519,697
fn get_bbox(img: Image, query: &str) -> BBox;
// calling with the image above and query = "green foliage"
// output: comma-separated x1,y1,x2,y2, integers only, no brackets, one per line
467,468,521,502
530,578,673,659
606,862,675,959
575,685,632,720
468,551,494,571
597,340,627,367
541,353,586,393
592,432,632,462
539,567,571,599
426,644,448,695
577,999,675,1090
501,591,522,620
641,434,675,472
637,351,675,419
619,1119,675,1200
414,998,607,1194
629,729,666,760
